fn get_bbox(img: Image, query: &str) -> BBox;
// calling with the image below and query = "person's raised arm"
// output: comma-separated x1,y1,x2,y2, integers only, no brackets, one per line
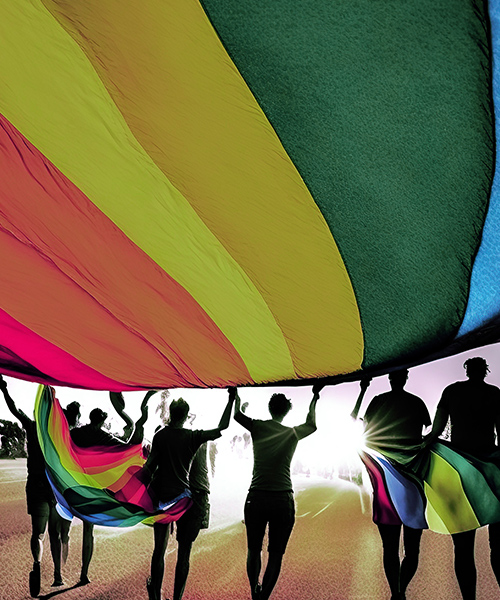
0,375,29,426
109,391,134,437
127,390,158,445
218,388,235,432
351,377,371,421
232,387,253,430
295,383,323,440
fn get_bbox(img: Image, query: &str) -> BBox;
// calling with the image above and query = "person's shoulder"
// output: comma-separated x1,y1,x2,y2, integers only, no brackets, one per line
484,381,500,391
153,425,179,441
403,391,425,404
439,380,464,400
366,393,387,409
444,380,465,391
70,423,87,434
69,423,88,442
484,382,500,397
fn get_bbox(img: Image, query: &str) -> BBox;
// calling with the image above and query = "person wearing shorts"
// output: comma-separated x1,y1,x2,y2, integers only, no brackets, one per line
0,376,65,595
426,357,500,600
144,393,234,600
172,443,211,599
233,385,322,600
363,370,431,600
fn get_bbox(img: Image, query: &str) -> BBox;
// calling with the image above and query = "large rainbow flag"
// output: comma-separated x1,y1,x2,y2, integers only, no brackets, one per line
1,1,500,389
35,386,191,527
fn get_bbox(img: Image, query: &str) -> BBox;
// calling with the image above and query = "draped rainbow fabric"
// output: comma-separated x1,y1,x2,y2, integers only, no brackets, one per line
361,443,500,534
35,386,192,527
1,1,500,389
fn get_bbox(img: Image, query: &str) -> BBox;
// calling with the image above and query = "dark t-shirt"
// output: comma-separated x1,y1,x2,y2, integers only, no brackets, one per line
70,424,124,447
20,414,53,498
438,380,500,454
364,390,431,452
146,427,220,501
189,442,210,494
246,420,302,492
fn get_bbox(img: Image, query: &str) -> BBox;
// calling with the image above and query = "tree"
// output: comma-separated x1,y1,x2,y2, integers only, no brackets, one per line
0,419,27,458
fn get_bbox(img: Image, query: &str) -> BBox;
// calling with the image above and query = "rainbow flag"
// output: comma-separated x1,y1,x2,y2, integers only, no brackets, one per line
361,442,500,534
0,1,500,389
35,385,192,527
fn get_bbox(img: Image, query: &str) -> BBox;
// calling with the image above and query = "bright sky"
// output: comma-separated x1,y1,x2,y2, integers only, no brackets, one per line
2,342,500,476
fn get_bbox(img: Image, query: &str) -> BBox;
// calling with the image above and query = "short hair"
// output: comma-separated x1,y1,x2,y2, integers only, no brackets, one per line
464,357,489,374
169,398,189,424
268,393,292,418
63,401,81,427
89,408,107,425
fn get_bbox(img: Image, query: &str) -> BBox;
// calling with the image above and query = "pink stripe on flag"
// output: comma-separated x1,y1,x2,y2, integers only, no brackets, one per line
360,451,402,526
0,307,137,390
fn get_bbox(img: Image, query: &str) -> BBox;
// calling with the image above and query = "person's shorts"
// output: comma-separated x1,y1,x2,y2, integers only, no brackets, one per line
26,482,55,517
244,490,295,555
176,491,210,543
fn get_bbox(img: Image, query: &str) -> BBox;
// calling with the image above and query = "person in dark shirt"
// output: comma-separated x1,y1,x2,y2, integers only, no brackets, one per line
0,376,65,595
425,357,500,600
144,392,234,600
233,384,322,600
362,370,431,600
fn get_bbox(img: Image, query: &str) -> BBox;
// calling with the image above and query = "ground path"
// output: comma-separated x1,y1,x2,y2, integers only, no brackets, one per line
1,459,498,600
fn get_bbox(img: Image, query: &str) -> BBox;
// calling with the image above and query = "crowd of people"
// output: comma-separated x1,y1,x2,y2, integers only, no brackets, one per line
0,356,499,600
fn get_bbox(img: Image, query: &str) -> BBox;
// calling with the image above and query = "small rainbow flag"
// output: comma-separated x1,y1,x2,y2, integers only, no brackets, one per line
35,385,192,527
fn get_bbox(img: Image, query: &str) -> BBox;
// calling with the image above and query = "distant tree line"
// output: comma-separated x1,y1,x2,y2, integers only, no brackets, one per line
0,419,27,458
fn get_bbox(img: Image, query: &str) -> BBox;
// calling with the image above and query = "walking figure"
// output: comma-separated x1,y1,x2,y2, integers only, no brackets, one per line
426,357,500,600
233,384,322,600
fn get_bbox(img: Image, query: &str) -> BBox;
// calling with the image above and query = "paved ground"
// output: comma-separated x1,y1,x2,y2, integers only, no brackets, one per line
1,459,499,600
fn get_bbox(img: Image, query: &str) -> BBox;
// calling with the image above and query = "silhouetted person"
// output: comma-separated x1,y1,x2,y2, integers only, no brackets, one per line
362,370,430,600
70,406,130,586
425,357,500,600
233,384,322,600
144,393,234,600
0,376,65,595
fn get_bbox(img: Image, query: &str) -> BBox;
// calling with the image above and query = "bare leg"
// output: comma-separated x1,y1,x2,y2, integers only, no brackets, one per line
30,515,48,563
29,515,47,597
60,518,71,565
260,551,284,600
48,508,63,585
400,526,422,595
80,521,94,584
173,540,193,600
247,548,262,599
452,530,476,600
150,523,170,600
377,524,401,599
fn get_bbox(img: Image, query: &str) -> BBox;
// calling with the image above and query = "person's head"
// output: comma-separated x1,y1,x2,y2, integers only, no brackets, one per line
168,398,190,427
464,357,489,381
63,401,81,428
388,369,409,390
89,408,107,427
268,393,292,421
